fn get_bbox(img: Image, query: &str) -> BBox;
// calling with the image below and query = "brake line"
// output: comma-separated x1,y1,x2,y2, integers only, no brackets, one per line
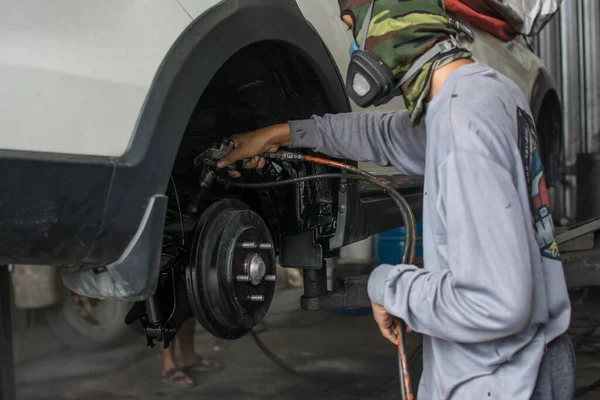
220,152,418,400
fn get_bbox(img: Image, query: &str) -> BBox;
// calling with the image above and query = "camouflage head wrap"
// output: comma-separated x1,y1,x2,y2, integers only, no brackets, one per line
339,0,472,124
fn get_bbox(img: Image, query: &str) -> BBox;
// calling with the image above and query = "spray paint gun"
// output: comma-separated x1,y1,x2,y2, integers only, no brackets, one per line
194,137,306,189
193,138,242,188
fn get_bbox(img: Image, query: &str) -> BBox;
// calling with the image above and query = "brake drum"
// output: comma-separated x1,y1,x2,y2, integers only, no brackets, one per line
186,199,277,339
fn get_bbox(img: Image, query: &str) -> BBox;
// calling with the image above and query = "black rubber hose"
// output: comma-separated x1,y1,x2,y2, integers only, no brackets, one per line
250,330,304,378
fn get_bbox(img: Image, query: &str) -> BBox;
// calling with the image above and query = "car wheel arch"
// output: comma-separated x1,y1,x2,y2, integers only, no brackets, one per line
94,0,352,261
123,0,351,166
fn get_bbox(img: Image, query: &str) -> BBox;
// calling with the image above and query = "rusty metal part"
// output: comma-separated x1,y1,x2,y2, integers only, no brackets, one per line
397,322,415,400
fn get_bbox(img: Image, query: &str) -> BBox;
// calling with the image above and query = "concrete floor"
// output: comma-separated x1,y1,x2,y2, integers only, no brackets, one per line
15,287,600,400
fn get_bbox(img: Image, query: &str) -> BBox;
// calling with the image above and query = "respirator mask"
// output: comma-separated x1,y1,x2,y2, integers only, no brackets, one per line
345,0,461,109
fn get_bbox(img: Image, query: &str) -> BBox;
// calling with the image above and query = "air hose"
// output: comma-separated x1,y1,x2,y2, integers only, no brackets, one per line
220,151,418,400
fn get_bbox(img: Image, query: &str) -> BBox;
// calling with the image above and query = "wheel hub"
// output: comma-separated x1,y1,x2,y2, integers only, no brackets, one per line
186,199,277,339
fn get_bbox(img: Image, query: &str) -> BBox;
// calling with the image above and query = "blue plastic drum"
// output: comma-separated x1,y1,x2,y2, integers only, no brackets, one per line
376,222,423,265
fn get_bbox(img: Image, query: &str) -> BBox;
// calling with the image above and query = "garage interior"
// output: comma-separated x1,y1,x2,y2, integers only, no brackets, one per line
3,1,600,399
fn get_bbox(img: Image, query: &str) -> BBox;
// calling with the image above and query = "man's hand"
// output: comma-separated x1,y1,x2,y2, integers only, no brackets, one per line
216,123,291,177
371,302,412,345
371,302,398,345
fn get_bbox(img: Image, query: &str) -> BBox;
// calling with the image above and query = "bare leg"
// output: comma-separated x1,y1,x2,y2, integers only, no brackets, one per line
161,338,192,385
178,318,222,371
177,318,197,367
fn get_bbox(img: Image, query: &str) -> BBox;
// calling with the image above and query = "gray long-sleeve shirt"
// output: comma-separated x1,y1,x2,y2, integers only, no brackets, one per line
288,61,571,399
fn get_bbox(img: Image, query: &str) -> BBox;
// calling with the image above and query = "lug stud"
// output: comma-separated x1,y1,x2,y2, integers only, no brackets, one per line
241,242,257,249
236,275,251,282
249,295,264,302
259,243,273,249
264,275,277,282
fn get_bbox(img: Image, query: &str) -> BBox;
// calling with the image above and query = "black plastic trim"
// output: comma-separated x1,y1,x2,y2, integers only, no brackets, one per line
61,195,167,301
0,0,351,274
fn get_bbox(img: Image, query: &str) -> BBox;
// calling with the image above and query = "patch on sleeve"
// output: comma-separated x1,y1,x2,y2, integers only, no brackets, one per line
517,107,560,260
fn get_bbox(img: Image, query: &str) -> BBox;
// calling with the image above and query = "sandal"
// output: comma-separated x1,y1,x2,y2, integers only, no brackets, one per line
181,357,222,373
161,367,194,388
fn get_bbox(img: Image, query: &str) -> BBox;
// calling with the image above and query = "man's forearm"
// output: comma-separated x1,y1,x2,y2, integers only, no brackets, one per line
368,151,537,344
368,265,532,343
269,123,291,147
288,112,426,175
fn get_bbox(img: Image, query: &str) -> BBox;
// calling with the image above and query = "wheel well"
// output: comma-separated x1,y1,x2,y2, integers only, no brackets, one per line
174,41,332,169
167,41,337,239
152,39,346,341
535,90,562,188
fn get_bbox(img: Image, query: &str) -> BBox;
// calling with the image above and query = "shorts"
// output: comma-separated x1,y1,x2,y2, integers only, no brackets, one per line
531,333,576,400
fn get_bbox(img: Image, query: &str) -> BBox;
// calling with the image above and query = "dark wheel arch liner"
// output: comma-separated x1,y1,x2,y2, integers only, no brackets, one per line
530,67,561,126
0,0,351,300
530,67,562,188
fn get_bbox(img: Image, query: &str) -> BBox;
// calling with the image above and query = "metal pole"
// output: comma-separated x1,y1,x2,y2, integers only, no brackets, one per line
537,14,562,92
0,265,15,400
145,296,161,325
582,0,600,153
560,0,583,220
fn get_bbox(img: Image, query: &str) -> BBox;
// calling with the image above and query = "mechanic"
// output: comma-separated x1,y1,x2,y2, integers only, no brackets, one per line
217,0,575,398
